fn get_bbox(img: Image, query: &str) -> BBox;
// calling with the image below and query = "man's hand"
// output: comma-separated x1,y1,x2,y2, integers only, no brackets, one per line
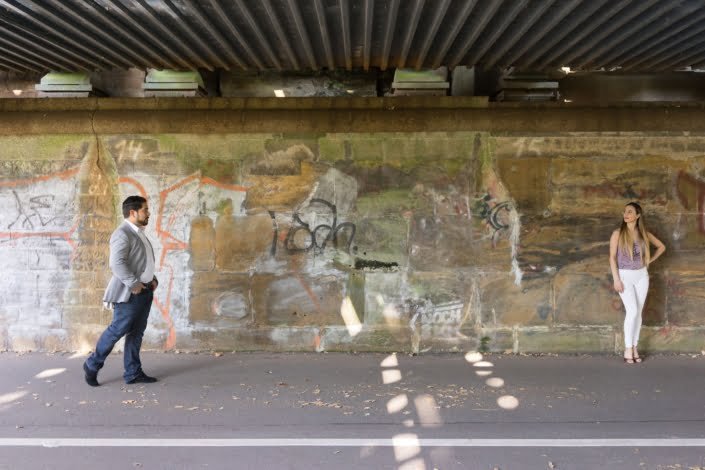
131,283,146,294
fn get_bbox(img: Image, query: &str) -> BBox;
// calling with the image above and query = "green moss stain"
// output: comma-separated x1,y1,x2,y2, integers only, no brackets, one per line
0,135,91,161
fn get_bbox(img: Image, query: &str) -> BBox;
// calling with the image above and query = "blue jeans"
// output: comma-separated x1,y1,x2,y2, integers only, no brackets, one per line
86,289,153,382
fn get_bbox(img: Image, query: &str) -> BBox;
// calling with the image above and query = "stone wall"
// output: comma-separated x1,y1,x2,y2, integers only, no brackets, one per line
0,99,704,353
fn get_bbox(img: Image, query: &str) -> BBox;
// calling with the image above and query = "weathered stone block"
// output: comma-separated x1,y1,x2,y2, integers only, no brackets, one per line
554,272,620,325
348,137,384,164
480,275,552,327
355,189,429,216
137,153,196,177
665,270,705,326
363,272,405,325
215,213,274,271
478,327,515,353
625,326,705,352
62,306,104,325
251,274,347,326
317,136,346,163
154,134,267,163
642,273,666,326
417,330,478,353
0,135,89,161
518,327,615,353
189,215,216,271
41,329,69,352
184,326,319,351
320,325,412,352
550,156,681,215
518,217,618,274
188,272,251,325
0,248,28,271
353,216,408,266
243,161,323,209
497,157,551,213
410,214,510,271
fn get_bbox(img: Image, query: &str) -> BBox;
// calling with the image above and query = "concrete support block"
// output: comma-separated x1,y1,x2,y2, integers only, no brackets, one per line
320,325,412,352
618,327,705,353
143,70,206,97
35,72,105,98
517,327,615,353
183,327,320,352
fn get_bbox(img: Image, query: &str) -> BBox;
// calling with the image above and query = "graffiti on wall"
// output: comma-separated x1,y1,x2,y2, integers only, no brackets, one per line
279,198,356,254
0,168,80,245
675,171,705,234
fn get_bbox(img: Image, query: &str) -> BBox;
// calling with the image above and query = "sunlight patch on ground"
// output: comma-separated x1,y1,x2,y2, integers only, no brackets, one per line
35,368,66,379
386,394,408,414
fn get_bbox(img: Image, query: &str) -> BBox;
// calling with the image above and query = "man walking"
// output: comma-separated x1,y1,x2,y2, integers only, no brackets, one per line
83,195,159,386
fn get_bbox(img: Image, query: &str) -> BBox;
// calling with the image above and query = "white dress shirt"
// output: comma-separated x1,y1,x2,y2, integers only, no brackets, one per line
126,220,156,283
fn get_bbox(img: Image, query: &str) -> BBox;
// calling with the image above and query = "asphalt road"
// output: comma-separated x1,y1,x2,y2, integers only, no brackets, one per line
0,351,704,470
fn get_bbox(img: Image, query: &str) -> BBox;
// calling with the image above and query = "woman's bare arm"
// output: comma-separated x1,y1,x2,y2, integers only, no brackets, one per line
609,230,623,293
647,232,666,265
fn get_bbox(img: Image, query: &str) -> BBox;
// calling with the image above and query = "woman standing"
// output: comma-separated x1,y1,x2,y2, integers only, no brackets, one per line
609,202,666,364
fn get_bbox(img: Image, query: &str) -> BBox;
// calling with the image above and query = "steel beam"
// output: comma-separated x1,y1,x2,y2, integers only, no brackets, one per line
430,0,476,69
0,23,88,71
0,43,54,72
556,0,665,68
465,0,530,67
380,0,399,71
338,0,351,70
0,58,23,73
397,0,425,68
286,0,317,69
644,33,705,71
176,0,249,70
362,0,374,70
598,2,704,68
483,0,559,69
447,0,502,68
157,0,227,70
622,17,705,70
414,0,450,70
262,0,299,69
10,0,132,68
313,0,334,70
47,0,153,69
0,0,119,69
209,0,265,69
533,0,633,69
0,50,41,72
517,0,608,69
104,0,197,70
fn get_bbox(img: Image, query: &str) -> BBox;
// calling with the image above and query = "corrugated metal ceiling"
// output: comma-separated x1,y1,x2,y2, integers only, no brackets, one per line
0,0,704,74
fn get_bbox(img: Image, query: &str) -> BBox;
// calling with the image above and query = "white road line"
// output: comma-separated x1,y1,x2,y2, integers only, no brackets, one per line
0,438,704,448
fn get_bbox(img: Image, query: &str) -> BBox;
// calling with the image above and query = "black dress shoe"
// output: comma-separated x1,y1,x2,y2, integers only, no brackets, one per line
126,373,158,384
83,362,99,387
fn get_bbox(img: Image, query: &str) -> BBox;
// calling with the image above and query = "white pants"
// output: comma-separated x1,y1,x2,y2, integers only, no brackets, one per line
618,267,649,348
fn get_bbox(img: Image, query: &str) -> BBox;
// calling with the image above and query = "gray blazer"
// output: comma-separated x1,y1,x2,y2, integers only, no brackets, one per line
103,221,157,304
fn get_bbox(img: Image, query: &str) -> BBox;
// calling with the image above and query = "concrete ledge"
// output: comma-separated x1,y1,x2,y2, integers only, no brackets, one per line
517,327,616,353
320,326,413,352
620,327,705,353
179,327,320,352
1,98,705,135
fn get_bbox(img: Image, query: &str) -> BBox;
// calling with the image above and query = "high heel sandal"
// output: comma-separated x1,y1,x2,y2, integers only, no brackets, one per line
623,356,635,364
632,347,642,363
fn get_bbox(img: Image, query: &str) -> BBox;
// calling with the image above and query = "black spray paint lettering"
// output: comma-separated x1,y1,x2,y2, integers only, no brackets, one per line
269,198,356,255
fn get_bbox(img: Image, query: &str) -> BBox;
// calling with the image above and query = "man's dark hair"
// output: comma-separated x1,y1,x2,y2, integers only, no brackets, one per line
122,196,147,219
